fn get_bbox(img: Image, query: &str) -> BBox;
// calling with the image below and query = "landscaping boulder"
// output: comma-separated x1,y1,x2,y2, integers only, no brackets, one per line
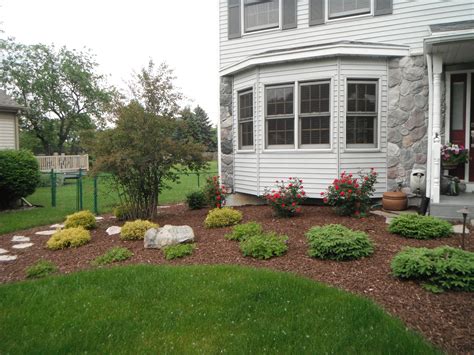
144,225,194,249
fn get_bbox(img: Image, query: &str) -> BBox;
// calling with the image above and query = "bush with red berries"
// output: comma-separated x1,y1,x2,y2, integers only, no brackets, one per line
321,169,377,217
263,177,306,217
204,176,228,209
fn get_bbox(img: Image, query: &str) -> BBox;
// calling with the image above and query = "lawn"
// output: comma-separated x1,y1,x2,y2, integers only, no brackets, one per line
0,265,439,354
0,162,217,235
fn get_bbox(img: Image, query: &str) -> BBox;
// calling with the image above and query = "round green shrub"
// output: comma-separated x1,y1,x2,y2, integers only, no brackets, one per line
225,221,263,241
0,149,40,208
239,232,288,259
113,204,133,221
391,246,474,292
47,227,91,250
204,207,243,228
306,224,374,261
186,190,207,210
388,214,452,239
120,220,158,240
64,210,96,229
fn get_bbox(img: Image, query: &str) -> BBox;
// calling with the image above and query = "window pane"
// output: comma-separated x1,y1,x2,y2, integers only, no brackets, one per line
329,0,371,18
300,116,330,145
346,116,376,145
267,117,294,145
451,82,464,130
347,82,377,113
266,86,294,115
240,121,254,147
239,92,253,121
300,83,330,114
244,0,279,32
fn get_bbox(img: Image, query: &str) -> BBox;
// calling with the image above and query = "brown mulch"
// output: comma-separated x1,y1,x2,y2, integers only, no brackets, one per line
0,205,473,354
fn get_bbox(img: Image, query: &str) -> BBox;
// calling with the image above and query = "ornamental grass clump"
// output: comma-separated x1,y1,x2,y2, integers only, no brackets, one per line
163,243,195,260
391,246,474,293
306,224,374,261
240,232,288,260
263,177,306,217
47,227,91,250
120,220,158,240
91,247,134,266
225,221,263,241
321,169,377,217
25,260,58,279
388,214,452,239
204,207,243,228
64,210,96,229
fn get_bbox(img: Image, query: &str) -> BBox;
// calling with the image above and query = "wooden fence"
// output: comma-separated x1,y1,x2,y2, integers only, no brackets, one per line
36,154,89,172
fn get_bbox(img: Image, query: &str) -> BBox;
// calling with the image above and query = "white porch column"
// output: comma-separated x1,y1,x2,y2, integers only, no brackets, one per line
431,55,443,204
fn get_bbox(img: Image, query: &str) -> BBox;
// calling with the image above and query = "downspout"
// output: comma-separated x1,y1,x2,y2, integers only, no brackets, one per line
336,57,341,176
217,76,223,183
255,67,260,196
425,54,433,198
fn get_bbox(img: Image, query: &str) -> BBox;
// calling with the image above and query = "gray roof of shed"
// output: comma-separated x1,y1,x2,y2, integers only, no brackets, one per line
0,90,23,111
430,20,474,33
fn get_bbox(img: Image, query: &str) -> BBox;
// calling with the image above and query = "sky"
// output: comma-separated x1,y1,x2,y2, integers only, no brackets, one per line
0,0,220,125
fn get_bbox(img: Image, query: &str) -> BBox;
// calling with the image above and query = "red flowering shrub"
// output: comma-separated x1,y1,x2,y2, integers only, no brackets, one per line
204,176,228,209
321,169,377,217
263,177,307,217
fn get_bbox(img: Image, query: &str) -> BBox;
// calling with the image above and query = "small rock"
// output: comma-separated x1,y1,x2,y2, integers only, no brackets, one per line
453,225,469,234
95,216,104,221
385,217,393,224
50,223,64,229
106,226,121,236
35,230,57,236
0,255,17,261
12,236,30,243
144,225,194,249
0,248,8,255
12,243,34,249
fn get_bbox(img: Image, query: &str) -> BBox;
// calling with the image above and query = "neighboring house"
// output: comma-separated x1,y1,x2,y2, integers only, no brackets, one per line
0,90,22,150
218,0,474,216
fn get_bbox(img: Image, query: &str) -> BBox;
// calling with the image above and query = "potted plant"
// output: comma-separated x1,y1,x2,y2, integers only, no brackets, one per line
382,180,408,211
441,143,469,170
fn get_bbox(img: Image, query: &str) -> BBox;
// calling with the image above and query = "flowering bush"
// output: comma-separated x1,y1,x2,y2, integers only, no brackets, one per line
441,143,469,165
263,177,306,217
204,176,228,209
321,169,377,217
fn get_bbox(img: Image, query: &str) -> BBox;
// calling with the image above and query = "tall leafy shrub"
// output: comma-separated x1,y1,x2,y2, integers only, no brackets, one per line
0,150,40,208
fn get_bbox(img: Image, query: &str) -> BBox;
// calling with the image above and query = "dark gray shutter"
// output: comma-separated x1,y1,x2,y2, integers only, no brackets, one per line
228,0,241,39
309,0,324,26
374,0,392,16
282,0,297,30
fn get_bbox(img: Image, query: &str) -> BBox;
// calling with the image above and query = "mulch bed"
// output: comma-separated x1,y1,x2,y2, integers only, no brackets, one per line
0,204,473,354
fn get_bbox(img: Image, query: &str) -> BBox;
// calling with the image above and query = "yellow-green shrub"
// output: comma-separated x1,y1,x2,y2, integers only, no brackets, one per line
64,210,96,229
204,207,243,228
120,220,158,240
47,227,91,250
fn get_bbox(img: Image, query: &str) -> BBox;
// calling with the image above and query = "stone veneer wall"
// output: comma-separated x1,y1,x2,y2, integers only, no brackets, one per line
387,55,429,191
220,76,234,192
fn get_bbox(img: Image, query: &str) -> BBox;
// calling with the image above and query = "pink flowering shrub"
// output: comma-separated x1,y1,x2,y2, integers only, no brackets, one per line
204,176,228,209
441,143,469,165
321,169,377,217
263,177,307,217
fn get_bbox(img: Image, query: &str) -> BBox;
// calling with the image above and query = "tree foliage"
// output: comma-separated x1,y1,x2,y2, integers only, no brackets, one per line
0,38,115,154
180,105,216,152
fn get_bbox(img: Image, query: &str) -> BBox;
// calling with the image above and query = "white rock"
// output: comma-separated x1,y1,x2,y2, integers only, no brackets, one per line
12,243,34,249
0,255,17,261
453,225,470,234
12,236,30,242
50,224,64,229
0,248,8,254
35,230,57,236
144,225,194,249
106,226,121,236
95,216,104,221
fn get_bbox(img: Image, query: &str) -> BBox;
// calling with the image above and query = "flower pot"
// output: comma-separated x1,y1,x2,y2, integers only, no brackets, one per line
442,162,458,170
382,191,407,211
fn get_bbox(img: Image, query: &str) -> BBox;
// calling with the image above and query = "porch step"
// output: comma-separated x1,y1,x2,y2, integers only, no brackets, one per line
430,192,474,221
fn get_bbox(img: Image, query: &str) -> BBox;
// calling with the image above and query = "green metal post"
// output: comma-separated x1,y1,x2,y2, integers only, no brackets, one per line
93,175,98,215
50,169,56,207
197,173,200,188
78,168,83,210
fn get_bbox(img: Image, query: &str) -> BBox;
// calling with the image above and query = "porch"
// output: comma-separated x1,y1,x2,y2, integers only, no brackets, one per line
430,192,474,221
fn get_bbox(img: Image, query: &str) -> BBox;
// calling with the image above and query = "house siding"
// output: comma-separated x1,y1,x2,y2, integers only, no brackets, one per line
0,113,18,150
220,0,474,69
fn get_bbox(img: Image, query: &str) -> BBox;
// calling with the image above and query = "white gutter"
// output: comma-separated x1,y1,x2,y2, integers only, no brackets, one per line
425,54,433,198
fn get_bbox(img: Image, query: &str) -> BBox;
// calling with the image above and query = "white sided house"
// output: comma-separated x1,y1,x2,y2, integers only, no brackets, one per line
218,0,474,218
0,90,22,150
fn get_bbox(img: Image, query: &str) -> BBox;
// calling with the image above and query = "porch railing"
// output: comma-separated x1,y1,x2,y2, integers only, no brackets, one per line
36,154,89,172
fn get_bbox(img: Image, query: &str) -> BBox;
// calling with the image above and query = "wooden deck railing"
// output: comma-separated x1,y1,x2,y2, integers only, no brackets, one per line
36,154,89,172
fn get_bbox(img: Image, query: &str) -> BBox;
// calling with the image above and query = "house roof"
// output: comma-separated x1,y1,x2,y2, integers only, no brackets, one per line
430,20,474,33
0,90,23,112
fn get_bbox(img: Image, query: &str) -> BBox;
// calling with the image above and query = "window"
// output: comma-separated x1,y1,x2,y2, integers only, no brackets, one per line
266,85,294,147
238,90,254,149
346,80,378,148
244,0,279,32
299,82,330,147
329,0,371,19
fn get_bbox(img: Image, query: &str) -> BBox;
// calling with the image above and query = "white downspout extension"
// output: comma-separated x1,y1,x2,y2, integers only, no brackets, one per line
425,54,433,198
217,76,223,183
431,55,443,204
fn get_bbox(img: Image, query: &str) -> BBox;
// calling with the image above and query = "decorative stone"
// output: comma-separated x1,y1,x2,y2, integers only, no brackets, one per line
399,57,412,68
0,248,8,254
95,216,104,221
402,135,414,148
413,56,425,67
453,225,469,234
415,154,427,164
399,95,415,112
12,236,30,242
388,69,401,87
405,109,425,130
106,226,121,236
388,58,399,69
12,243,34,249
144,225,195,249
50,224,64,229
388,109,409,127
388,86,400,110
388,156,400,168
0,255,17,261
411,125,427,141
414,94,427,109
409,80,425,95
35,230,57,236
404,67,424,81
399,80,411,96
388,129,402,144
388,142,400,157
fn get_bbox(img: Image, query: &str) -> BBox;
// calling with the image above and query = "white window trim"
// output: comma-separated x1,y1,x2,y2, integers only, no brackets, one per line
241,0,282,37
325,0,374,23
236,87,256,152
343,77,382,152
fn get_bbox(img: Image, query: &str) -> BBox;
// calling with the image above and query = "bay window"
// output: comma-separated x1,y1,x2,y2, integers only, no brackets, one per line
238,90,254,149
266,85,294,148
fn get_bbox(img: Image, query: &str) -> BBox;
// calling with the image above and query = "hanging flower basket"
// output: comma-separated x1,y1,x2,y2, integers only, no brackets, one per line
441,143,469,170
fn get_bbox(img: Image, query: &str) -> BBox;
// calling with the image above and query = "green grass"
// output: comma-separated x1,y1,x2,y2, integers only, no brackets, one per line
0,265,439,354
0,162,217,235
